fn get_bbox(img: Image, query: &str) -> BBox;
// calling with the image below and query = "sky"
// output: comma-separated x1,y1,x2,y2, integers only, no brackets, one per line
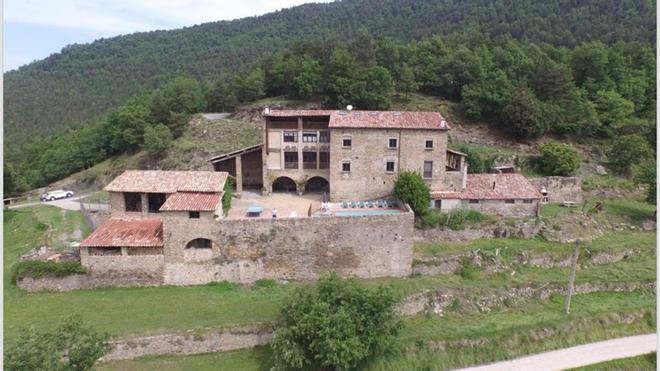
3,0,333,72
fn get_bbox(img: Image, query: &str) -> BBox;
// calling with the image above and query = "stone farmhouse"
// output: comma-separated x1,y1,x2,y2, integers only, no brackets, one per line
80,109,542,286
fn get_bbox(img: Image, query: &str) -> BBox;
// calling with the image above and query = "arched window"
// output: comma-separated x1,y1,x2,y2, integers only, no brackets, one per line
185,238,212,249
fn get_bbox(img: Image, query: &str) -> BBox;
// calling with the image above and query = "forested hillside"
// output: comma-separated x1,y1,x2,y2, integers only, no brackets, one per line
3,0,656,194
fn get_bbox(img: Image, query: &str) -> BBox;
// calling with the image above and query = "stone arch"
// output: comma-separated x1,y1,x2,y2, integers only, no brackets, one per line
272,176,297,192
185,238,213,249
306,176,329,193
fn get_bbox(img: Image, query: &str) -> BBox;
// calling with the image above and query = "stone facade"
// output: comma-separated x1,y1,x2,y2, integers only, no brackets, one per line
528,176,582,203
460,199,540,217
329,128,449,200
161,206,414,285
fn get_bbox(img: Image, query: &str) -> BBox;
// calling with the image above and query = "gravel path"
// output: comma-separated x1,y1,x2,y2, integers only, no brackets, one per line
454,333,656,371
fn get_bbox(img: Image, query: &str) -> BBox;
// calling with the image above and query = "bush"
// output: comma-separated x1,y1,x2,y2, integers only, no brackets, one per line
538,141,581,176
222,177,233,216
253,278,278,289
393,171,430,216
500,86,546,139
143,123,173,157
457,256,481,280
5,315,110,371
11,261,87,283
633,159,656,204
609,134,653,175
270,274,400,371
457,145,494,174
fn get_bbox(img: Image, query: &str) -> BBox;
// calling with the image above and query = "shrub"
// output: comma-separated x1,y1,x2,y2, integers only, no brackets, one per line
222,177,233,216
5,315,110,371
418,208,491,230
143,123,173,157
457,145,495,174
457,256,481,280
270,274,400,371
253,278,278,289
393,171,430,216
538,141,581,176
11,261,87,283
501,86,546,139
633,159,656,204
609,134,653,175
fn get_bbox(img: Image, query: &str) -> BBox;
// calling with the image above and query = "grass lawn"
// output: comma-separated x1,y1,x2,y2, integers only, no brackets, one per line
570,352,656,370
539,198,655,224
98,290,656,371
78,190,109,204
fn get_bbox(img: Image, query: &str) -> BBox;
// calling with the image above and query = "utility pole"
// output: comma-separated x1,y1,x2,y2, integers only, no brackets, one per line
564,240,580,314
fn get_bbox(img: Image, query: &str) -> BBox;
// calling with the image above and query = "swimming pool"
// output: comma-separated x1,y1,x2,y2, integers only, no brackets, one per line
335,209,401,217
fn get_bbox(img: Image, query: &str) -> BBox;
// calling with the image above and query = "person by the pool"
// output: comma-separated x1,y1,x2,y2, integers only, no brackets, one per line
272,208,277,218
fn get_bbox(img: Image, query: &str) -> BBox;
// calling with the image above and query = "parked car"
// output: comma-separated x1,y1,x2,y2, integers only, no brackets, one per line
40,190,74,202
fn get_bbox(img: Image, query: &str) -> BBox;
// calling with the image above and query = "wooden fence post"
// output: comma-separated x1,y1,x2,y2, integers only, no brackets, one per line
564,240,580,314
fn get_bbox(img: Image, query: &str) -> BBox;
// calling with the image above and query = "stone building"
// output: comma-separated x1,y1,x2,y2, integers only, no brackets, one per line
80,169,414,285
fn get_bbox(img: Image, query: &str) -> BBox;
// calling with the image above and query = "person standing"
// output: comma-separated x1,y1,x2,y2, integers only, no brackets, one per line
272,207,277,218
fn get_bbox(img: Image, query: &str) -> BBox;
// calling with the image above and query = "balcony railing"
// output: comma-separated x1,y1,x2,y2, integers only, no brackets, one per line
319,162,329,169
303,162,317,169
285,162,299,169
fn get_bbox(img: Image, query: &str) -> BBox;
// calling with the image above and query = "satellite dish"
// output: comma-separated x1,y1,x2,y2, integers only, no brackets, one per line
346,105,353,111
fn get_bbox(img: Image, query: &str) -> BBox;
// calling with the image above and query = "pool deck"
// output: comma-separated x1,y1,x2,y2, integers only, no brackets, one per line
227,191,401,220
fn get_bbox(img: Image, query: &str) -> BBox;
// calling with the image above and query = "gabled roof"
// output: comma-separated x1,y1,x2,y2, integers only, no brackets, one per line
264,110,450,130
159,192,222,212
81,218,163,247
105,170,228,193
431,173,543,200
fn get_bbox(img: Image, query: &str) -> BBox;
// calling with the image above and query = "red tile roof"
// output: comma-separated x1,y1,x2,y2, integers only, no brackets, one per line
264,110,449,130
81,218,163,247
431,174,543,200
105,170,228,193
159,192,222,211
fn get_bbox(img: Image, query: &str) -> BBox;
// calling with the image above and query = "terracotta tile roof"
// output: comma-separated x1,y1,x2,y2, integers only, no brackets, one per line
264,110,450,130
105,170,228,193
159,192,222,211
431,174,543,200
81,218,163,247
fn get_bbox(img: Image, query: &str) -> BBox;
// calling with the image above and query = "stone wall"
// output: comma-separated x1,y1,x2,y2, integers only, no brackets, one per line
529,176,582,203
81,247,164,276
462,199,540,217
329,128,449,201
17,271,163,292
161,206,415,285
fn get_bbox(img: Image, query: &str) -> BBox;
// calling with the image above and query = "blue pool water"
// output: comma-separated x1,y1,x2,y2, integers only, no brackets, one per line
335,209,401,217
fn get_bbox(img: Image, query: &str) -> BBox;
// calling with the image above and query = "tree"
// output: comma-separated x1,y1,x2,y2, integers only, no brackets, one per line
234,68,265,102
396,63,418,99
633,159,656,204
501,86,545,139
160,77,207,114
270,274,399,371
143,124,173,157
5,315,110,371
457,145,493,174
532,59,574,101
461,69,513,119
538,141,581,176
393,171,430,216
608,134,653,175
593,90,635,137
104,95,155,153
355,66,393,110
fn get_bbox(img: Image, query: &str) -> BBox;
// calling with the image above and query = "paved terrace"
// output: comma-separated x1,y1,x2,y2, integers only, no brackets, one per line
227,191,402,219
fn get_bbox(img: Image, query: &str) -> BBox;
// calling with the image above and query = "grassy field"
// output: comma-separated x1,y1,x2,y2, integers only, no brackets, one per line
539,198,655,223
570,353,656,370
98,290,655,371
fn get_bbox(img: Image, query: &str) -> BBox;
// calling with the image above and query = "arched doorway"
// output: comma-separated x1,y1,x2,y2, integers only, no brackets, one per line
185,238,212,249
306,176,329,193
272,176,297,192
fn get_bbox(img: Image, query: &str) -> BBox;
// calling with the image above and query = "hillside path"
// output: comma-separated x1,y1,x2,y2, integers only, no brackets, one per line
454,333,656,371
9,195,108,211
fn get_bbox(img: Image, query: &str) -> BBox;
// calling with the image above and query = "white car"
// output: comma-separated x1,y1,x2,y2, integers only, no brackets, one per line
40,190,74,202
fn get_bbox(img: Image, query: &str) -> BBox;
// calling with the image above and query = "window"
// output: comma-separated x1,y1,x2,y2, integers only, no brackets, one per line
189,211,200,219
523,199,533,204
342,137,352,148
342,161,351,172
425,139,434,149
386,161,395,172
319,131,330,143
303,151,317,169
388,137,398,148
124,192,142,212
148,193,166,213
469,199,480,204
283,131,297,142
423,161,433,178
185,238,212,249
302,132,317,143
434,200,442,209
319,152,330,169
284,152,298,169
505,199,515,204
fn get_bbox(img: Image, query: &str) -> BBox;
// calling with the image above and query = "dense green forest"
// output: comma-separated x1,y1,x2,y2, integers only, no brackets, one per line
3,0,657,194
